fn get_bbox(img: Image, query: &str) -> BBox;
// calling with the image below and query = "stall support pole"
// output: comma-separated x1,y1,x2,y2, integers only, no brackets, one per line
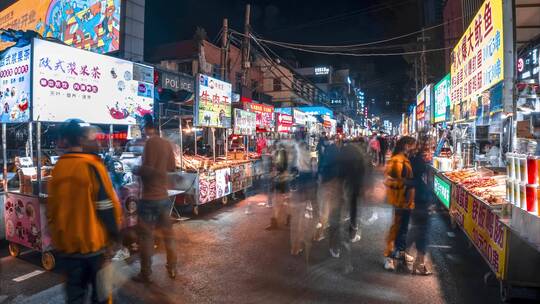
28,122,33,158
194,127,197,156
109,125,113,155
2,123,7,192
36,122,41,196
212,127,216,163
244,136,247,158
178,107,183,172
159,103,163,137
224,129,228,160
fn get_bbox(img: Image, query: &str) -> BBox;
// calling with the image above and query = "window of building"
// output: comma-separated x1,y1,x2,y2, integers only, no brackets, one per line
273,78,282,91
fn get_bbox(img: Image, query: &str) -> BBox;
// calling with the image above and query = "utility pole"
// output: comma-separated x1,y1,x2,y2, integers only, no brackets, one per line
220,18,229,81
241,4,251,95
417,27,430,89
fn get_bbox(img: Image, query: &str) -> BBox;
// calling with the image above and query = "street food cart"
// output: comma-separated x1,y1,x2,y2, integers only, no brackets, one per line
3,38,155,270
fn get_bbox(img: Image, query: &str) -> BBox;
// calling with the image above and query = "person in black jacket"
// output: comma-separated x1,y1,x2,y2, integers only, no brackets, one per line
408,140,433,275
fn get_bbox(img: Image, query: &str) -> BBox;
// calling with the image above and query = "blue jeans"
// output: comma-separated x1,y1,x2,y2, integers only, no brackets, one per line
61,254,106,304
393,208,411,255
138,199,177,277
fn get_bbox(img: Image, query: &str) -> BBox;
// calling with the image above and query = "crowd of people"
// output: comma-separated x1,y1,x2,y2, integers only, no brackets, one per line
45,117,433,303
261,131,433,275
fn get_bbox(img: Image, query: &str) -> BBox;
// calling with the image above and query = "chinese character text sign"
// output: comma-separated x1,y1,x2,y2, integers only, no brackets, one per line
195,74,232,128
450,0,503,106
0,44,31,122
32,39,154,124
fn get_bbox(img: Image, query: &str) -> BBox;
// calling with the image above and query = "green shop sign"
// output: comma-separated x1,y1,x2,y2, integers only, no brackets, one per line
434,175,451,208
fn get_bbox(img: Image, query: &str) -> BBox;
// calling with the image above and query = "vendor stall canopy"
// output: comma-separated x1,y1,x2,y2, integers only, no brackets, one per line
516,0,540,51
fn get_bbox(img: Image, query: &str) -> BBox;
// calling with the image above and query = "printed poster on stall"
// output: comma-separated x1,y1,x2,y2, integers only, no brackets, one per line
233,109,256,136
449,185,507,278
450,0,504,106
195,74,232,128
0,0,122,54
32,39,154,124
215,168,231,198
0,44,31,123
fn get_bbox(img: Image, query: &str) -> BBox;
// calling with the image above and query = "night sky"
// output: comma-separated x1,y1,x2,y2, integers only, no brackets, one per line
145,0,423,120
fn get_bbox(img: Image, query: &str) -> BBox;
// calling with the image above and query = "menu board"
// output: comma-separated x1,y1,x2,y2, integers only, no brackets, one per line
233,109,256,136
195,74,232,128
0,44,31,122
32,39,154,124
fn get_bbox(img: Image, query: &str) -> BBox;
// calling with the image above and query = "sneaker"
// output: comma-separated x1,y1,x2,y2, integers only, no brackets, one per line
350,231,362,243
402,251,415,263
384,257,395,271
112,248,131,261
329,248,341,258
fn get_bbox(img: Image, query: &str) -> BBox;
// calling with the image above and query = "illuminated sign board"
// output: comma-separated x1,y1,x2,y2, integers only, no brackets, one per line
434,74,451,123
195,74,232,128
0,44,31,122
296,106,333,118
276,113,293,133
233,109,256,136
32,39,153,124
0,0,122,54
244,102,274,131
517,48,539,81
416,88,425,121
450,0,503,105
314,67,330,75
434,175,451,208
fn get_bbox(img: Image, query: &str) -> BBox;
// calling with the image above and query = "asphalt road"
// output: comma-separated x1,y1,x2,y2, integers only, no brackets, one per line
0,171,520,304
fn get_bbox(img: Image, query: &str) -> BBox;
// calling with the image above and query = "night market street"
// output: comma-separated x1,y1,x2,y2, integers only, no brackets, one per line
0,171,506,304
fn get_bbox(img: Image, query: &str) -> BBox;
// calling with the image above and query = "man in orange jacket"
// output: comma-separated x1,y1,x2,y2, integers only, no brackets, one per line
48,120,122,304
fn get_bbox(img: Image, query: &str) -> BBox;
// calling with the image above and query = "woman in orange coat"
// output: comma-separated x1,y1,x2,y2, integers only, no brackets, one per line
383,136,416,271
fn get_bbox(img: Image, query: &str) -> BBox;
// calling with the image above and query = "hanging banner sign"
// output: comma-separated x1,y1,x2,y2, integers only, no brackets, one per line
0,44,31,123
32,39,154,124
434,74,451,123
233,109,256,136
450,0,504,106
195,74,232,128
244,102,274,131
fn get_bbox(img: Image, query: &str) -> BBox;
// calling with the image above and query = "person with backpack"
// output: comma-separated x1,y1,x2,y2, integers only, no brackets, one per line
48,120,122,304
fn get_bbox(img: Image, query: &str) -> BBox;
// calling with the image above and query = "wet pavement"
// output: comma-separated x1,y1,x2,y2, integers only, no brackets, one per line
0,170,514,304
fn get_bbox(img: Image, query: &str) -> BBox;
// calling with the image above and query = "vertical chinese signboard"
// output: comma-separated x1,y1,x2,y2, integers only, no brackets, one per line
416,88,426,122
450,0,504,106
195,74,232,128
434,74,451,123
450,184,507,278
32,39,154,124
0,44,31,122
0,0,122,54
433,175,451,208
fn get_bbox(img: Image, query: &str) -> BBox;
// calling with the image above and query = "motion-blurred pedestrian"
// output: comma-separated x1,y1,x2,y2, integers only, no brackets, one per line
133,115,177,283
409,140,433,275
48,120,122,304
383,136,416,271
369,135,380,166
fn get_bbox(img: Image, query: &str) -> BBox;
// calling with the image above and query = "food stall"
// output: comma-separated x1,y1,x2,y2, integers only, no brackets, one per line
174,75,254,214
3,38,155,270
426,1,540,301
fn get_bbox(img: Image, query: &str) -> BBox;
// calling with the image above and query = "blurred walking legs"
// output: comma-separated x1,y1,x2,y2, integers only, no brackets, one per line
138,199,177,279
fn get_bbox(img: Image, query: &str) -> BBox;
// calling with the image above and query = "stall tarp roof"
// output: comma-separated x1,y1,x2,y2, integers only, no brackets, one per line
516,0,540,51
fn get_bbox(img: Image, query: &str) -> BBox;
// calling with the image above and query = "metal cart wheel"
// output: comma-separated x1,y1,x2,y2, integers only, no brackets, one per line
8,243,20,257
222,196,229,205
193,205,199,215
41,252,56,271
499,281,513,303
